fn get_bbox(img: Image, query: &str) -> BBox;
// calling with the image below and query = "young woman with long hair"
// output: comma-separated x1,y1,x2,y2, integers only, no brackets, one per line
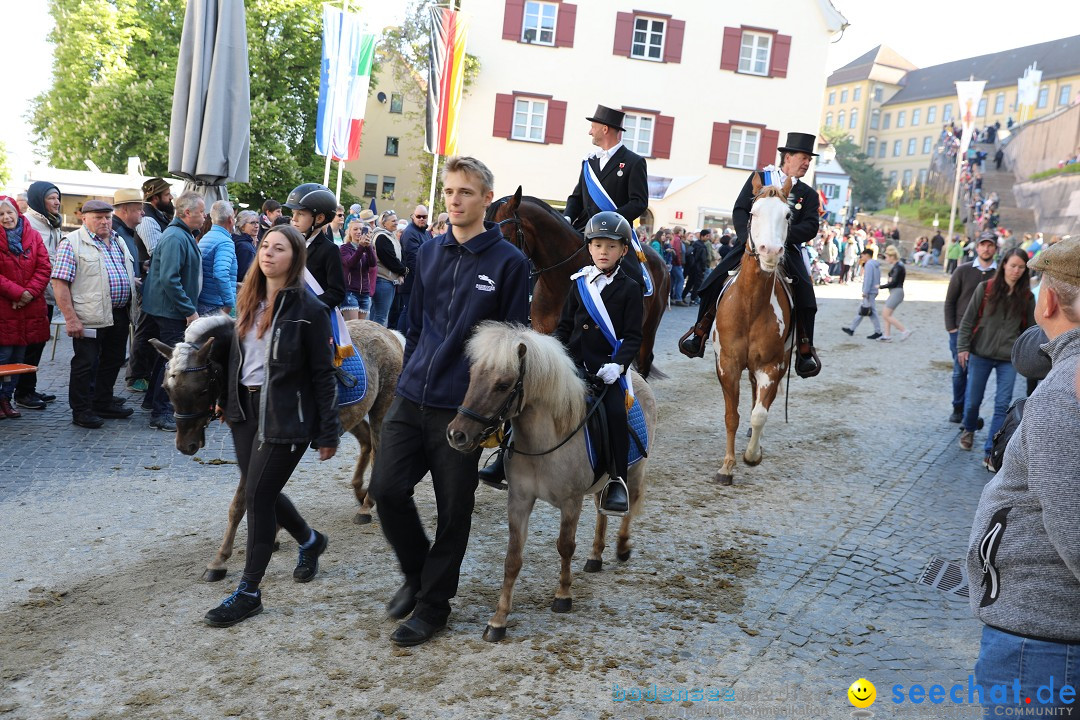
956,248,1035,469
204,225,341,627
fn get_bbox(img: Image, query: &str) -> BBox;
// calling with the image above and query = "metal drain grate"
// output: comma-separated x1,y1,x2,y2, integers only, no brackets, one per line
918,557,970,599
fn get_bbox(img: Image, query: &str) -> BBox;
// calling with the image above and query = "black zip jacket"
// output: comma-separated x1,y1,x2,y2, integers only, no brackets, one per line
880,261,906,290
225,287,341,447
306,229,346,309
398,222,530,409
554,268,643,373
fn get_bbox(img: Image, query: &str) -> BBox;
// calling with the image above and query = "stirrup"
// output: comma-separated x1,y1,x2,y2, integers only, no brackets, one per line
599,476,629,517
795,345,821,379
677,314,713,359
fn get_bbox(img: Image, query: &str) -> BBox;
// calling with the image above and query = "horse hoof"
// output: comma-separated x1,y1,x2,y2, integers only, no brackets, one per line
353,513,372,525
617,548,632,562
714,473,733,486
744,451,763,467
202,567,227,582
483,625,507,642
583,559,603,573
551,597,573,613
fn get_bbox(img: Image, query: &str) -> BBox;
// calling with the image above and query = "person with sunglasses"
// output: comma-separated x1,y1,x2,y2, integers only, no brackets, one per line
396,205,430,334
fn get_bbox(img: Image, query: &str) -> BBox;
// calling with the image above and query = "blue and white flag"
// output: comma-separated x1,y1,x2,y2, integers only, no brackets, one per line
316,6,371,160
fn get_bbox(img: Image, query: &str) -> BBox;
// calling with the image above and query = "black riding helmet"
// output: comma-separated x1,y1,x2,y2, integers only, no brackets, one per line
584,211,633,246
284,183,337,235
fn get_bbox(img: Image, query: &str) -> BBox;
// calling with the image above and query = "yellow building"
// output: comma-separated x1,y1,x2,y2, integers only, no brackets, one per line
823,34,1080,192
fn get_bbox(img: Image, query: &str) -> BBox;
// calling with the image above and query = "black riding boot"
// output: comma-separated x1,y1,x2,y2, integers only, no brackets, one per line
794,307,821,378
678,286,719,358
478,445,509,490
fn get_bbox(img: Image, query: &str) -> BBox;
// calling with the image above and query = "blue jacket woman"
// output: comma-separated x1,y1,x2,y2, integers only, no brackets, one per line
197,223,238,313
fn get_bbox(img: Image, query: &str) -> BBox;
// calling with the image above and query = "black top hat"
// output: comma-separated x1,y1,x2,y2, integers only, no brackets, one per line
776,132,820,157
585,104,626,132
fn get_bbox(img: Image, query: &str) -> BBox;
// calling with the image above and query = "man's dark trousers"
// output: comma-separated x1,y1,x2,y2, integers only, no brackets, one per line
148,316,187,417
69,307,129,414
127,292,159,383
369,395,482,625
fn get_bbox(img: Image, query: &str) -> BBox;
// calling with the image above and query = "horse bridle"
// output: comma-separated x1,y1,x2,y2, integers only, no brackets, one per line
744,188,793,260
170,345,223,427
456,354,526,445
495,204,587,279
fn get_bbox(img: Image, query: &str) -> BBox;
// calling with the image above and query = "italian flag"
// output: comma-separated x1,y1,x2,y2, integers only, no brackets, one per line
340,33,377,161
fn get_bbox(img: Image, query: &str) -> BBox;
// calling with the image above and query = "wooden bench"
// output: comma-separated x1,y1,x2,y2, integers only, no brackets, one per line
0,364,37,378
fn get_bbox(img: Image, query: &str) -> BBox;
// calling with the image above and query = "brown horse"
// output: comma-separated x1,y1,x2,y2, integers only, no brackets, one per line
486,188,670,379
712,176,795,486
152,315,403,581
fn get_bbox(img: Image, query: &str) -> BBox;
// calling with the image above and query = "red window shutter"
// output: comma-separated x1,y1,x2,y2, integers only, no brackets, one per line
545,100,567,144
720,27,741,71
652,114,674,159
770,33,791,78
709,122,731,166
502,0,525,41
493,93,514,139
555,4,577,48
663,19,685,63
613,12,634,57
757,128,780,168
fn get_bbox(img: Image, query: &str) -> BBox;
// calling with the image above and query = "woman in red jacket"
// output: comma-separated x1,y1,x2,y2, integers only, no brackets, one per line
0,196,52,418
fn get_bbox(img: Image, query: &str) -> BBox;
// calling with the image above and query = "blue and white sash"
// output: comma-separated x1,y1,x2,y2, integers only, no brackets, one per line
572,267,634,409
582,160,654,297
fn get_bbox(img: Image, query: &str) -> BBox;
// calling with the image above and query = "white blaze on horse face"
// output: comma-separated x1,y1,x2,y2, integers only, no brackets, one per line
750,195,788,271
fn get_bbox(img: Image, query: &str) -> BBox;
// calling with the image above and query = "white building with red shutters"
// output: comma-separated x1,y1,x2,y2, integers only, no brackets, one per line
455,0,847,229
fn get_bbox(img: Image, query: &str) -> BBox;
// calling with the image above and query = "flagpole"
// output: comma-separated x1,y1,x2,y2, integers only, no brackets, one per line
945,147,963,256
427,152,440,215
335,158,344,202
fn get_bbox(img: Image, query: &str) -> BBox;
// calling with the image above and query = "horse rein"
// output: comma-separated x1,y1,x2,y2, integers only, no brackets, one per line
495,207,587,279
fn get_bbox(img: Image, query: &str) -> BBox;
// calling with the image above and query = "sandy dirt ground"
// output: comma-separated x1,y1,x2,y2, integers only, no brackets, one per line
1,269,983,719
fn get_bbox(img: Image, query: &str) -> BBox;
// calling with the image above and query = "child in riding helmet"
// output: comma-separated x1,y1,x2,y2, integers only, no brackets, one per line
284,183,346,309
552,211,643,516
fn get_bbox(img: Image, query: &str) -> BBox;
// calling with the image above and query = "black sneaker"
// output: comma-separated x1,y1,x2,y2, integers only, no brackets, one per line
37,392,57,403
149,414,176,431
866,332,883,340
841,327,854,336
204,583,263,627
94,403,134,419
15,394,47,410
293,530,328,583
72,411,104,429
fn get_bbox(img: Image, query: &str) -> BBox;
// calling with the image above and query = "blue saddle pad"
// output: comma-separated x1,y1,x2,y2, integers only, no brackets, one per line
583,396,648,474
336,344,368,407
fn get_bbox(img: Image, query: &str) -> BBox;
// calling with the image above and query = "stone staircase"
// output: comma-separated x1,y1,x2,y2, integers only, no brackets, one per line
971,142,1037,235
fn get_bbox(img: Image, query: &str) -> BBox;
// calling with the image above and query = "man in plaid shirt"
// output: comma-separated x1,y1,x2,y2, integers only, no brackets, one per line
51,199,137,429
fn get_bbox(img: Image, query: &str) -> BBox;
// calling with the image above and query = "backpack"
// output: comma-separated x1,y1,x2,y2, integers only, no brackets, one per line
988,397,1025,472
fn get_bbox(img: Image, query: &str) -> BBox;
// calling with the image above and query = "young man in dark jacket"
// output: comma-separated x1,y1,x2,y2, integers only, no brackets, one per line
368,156,530,648
944,234,998,422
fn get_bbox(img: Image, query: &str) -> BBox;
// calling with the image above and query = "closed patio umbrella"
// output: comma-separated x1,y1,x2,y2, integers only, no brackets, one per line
168,0,250,205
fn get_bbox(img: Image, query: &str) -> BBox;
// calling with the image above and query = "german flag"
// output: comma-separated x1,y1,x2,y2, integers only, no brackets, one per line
425,8,469,157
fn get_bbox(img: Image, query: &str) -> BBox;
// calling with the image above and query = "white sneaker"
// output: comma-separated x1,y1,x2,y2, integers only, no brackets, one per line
878,335,892,342
899,330,914,342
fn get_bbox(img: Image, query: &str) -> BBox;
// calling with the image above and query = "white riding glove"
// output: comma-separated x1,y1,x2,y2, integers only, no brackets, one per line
597,363,622,385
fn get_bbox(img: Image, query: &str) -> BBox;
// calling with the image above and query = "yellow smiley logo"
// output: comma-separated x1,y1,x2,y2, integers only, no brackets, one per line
848,678,876,709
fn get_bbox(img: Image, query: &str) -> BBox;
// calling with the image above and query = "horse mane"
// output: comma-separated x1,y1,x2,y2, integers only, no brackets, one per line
755,186,788,202
487,194,575,231
466,321,586,433
170,314,235,370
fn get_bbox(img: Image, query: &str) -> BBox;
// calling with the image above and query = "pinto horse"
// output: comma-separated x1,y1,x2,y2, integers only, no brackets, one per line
486,188,670,379
712,176,795,486
151,315,403,581
446,322,657,642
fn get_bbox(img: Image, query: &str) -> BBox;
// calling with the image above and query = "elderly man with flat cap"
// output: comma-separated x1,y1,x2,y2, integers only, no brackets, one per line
51,199,137,429
563,104,650,292
679,131,823,379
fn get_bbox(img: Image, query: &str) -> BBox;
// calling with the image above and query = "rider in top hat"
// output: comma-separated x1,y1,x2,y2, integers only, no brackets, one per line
563,104,650,292
678,132,823,378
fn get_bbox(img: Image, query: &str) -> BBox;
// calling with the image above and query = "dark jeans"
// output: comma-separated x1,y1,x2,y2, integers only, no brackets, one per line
963,354,1017,454
127,302,159,383
148,315,187,417
232,389,310,587
683,270,704,302
368,395,482,625
16,304,53,398
69,307,129,414
395,291,410,336
948,331,967,410
669,265,684,301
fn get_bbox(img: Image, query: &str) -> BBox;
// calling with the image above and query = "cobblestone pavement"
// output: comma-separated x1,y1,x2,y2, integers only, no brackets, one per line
1,269,1010,719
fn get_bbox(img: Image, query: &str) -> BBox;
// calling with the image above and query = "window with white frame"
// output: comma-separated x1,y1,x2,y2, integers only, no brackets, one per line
870,109,880,130
838,110,845,128
994,93,1005,114
866,138,877,156
828,91,835,105
943,104,953,122
825,112,833,127
1037,86,1049,108
888,170,897,185
820,183,839,199
874,85,883,101
897,110,906,128
918,168,928,185
912,108,921,126
521,1,557,45
883,113,891,129
631,16,665,61
927,105,937,124
1060,85,1072,106
922,136,932,154
907,138,917,155
738,31,771,75
850,109,858,129
892,140,902,157
977,98,987,116
623,114,654,156
840,89,848,103
878,142,887,158
853,87,862,101
902,169,912,187
512,97,547,142
726,126,760,169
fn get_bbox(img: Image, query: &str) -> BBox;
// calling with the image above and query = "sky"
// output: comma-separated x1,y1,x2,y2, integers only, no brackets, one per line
2,0,1077,192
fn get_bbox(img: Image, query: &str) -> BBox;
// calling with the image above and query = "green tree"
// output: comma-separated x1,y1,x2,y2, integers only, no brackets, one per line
31,0,356,207
0,140,11,189
822,127,886,212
